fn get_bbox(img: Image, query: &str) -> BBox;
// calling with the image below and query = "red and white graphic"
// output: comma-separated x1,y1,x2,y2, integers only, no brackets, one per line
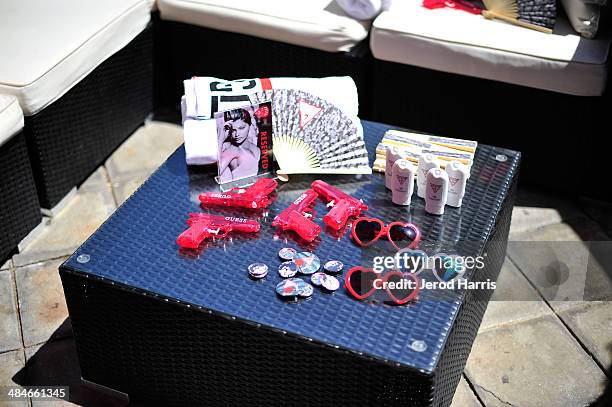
431,184,442,193
254,105,270,119
298,99,322,129
449,176,460,187
260,77,273,91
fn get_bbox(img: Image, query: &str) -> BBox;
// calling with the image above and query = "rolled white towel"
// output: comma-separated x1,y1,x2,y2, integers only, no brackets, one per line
336,0,392,20
183,119,218,166
181,96,214,165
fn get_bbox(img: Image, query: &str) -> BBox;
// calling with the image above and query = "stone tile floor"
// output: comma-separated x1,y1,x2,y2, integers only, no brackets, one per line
1,121,611,406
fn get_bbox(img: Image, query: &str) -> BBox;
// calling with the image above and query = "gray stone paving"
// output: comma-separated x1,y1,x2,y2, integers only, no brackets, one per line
11,185,116,269
0,350,28,407
465,315,607,407
15,259,70,347
1,259,12,271
451,376,482,407
479,259,553,332
0,270,21,353
0,122,610,406
558,302,612,369
111,175,148,207
105,122,183,184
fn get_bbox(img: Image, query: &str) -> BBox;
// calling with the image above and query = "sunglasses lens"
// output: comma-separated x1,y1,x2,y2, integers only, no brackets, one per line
354,220,382,244
384,273,419,305
348,270,378,297
389,224,418,246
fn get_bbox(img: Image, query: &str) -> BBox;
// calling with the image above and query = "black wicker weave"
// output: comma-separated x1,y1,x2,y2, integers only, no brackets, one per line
371,59,606,199
154,20,373,122
60,121,519,406
517,0,556,29
24,24,154,209
0,131,41,263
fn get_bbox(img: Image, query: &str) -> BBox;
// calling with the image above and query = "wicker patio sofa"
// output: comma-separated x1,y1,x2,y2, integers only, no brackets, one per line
0,95,41,262
369,1,610,197
0,0,155,212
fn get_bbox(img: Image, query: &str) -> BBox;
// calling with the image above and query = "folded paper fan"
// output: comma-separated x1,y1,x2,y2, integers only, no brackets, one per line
250,89,371,175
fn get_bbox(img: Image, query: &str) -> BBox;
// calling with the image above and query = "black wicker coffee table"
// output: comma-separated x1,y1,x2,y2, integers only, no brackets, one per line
60,121,520,406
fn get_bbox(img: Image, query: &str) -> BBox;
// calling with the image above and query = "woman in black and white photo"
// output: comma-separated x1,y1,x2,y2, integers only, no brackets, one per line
217,108,260,183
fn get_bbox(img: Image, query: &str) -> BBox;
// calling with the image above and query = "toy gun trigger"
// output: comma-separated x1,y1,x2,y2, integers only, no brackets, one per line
301,206,316,218
258,197,271,208
208,227,229,238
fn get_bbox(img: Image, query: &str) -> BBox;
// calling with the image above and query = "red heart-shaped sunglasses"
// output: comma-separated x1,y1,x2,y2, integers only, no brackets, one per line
351,217,421,250
344,266,420,305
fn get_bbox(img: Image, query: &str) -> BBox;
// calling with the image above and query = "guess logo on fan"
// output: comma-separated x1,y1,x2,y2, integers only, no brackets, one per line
449,177,460,187
298,99,322,129
430,184,442,193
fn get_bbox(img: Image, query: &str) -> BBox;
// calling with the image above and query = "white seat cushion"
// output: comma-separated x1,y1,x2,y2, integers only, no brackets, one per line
371,0,610,96
158,0,370,53
0,0,153,116
0,95,24,147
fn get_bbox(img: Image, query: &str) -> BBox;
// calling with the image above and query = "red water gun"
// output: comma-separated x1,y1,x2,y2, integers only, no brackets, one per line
272,189,321,242
177,213,260,249
199,178,278,209
311,180,368,231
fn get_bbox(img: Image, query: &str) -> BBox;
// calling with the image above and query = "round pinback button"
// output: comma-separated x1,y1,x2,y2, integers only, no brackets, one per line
278,247,297,261
298,283,314,298
321,275,340,291
311,272,327,286
292,278,308,292
278,261,299,278
324,260,344,274
248,263,268,279
293,252,321,275
275,279,299,297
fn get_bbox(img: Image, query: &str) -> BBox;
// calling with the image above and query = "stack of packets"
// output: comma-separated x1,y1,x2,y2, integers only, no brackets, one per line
373,130,477,175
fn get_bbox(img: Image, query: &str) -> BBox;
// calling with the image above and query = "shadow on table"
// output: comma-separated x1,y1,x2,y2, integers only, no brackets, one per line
12,319,134,406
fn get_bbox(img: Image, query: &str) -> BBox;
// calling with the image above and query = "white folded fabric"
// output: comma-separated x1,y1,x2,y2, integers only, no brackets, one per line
336,0,392,20
182,97,218,165
182,76,360,165
183,118,218,166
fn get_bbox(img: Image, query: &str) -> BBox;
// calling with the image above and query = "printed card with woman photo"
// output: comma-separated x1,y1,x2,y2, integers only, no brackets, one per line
214,101,275,186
